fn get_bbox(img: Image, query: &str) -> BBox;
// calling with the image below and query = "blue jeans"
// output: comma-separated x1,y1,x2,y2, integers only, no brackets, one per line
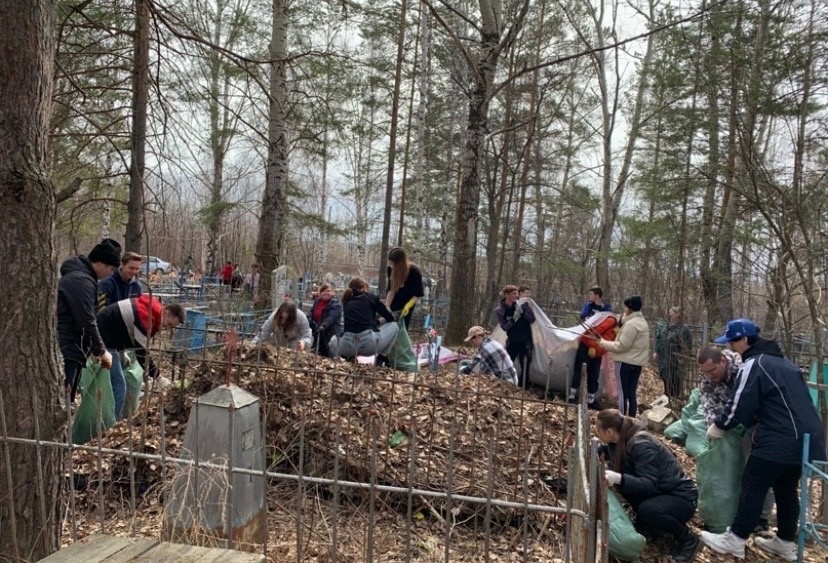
332,324,400,359
109,349,126,420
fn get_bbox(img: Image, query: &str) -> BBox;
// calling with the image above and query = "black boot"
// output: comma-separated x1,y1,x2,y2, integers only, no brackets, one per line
670,531,701,562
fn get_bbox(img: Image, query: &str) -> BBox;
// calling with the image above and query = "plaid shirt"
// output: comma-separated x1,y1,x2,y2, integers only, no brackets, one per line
463,337,518,385
699,349,742,425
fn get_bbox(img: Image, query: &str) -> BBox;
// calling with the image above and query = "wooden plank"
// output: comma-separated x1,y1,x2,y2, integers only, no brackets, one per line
39,534,136,562
100,538,159,560
139,542,264,563
39,535,264,563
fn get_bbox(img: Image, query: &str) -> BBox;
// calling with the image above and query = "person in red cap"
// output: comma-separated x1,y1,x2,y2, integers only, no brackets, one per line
700,318,826,561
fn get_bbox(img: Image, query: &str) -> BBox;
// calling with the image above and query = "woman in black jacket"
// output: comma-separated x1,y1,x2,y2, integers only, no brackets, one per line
333,277,399,363
596,409,700,562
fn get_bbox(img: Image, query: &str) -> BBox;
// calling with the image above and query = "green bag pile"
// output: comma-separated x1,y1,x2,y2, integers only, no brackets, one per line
662,389,708,458
386,318,419,373
123,351,145,417
608,489,647,561
697,429,744,533
71,361,116,445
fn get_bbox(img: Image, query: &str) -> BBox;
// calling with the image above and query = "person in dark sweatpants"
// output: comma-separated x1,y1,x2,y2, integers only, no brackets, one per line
494,284,535,387
596,409,701,562
570,286,612,404
700,319,826,561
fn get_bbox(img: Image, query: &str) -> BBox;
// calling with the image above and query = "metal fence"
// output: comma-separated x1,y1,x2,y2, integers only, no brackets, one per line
0,339,609,562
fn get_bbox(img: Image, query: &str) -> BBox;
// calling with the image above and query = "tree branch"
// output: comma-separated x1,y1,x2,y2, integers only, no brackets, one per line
55,178,82,204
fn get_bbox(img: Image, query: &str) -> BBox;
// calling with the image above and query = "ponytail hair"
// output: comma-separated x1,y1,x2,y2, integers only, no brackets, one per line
343,277,367,304
596,408,644,471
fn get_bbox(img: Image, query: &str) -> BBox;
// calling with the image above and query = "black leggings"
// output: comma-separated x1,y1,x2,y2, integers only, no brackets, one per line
636,494,695,540
619,363,643,417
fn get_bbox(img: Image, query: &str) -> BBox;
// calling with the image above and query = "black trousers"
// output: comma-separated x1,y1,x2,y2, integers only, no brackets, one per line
619,363,642,417
64,358,84,402
571,342,602,394
506,340,533,387
635,494,695,540
313,327,336,358
732,455,801,541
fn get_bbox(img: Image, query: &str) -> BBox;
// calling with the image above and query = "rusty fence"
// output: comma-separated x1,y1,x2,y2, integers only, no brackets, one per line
0,342,609,562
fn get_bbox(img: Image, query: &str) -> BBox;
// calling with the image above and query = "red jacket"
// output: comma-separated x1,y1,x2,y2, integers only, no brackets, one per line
220,264,234,282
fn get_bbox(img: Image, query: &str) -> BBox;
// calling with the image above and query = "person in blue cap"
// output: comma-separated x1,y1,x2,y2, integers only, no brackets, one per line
700,318,826,561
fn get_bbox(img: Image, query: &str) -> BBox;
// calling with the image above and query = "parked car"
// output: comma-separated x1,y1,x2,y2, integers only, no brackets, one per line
143,256,172,274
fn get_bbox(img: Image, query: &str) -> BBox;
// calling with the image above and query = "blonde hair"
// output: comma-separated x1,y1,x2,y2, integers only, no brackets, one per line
388,247,410,291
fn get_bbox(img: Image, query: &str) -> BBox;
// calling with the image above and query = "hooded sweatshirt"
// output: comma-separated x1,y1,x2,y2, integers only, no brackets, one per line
57,256,106,363
714,338,826,464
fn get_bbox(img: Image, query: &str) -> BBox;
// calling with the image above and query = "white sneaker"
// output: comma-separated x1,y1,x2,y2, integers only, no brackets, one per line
700,528,746,558
754,535,797,561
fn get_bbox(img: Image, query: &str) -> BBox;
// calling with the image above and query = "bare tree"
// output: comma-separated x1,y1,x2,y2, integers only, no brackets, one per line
125,0,150,251
443,0,531,343
0,1,62,560
255,0,289,306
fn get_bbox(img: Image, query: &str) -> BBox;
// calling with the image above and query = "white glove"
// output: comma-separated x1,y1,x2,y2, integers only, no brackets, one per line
605,470,622,487
512,306,523,322
155,375,172,391
707,424,725,440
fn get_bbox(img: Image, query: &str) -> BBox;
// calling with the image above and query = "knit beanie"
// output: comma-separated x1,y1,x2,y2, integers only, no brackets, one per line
88,238,122,267
623,295,643,312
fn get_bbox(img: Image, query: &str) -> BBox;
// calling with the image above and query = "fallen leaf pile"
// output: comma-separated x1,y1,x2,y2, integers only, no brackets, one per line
65,345,827,562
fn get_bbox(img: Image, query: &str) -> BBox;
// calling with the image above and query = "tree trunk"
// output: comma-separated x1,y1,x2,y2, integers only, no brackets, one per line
255,0,289,307
125,0,150,252
444,0,530,343
0,2,63,560
378,0,408,296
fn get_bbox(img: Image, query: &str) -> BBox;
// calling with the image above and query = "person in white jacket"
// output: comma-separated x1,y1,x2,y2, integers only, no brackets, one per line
598,296,650,417
251,301,313,352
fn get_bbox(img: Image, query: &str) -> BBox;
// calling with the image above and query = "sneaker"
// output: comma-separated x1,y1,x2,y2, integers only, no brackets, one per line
700,528,745,558
754,535,797,561
567,388,577,403
670,532,702,562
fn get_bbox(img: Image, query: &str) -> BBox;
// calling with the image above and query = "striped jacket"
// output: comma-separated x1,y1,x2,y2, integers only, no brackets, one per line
97,295,163,378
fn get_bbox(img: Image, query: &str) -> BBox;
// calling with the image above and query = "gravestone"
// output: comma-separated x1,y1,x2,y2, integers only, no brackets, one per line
164,385,266,551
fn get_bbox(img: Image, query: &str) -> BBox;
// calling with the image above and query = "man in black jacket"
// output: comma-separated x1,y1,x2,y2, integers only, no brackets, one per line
494,285,536,388
701,318,826,561
57,238,121,399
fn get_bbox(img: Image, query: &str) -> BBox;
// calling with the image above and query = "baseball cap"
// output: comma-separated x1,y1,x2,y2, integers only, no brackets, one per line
714,318,759,344
464,326,488,342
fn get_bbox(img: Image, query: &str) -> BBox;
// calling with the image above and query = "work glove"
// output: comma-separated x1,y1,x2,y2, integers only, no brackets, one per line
119,351,132,366
605,470,622,487
512,305,523,322
706,424,725,440
402,298,416,317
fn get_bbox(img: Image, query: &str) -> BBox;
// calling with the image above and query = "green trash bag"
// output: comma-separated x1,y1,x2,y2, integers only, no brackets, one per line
608,489,647,561
71,361,117,445
683,389,709,458
386,318,419,373
697,430,744,533
123,351,144,417
663,419,686,444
